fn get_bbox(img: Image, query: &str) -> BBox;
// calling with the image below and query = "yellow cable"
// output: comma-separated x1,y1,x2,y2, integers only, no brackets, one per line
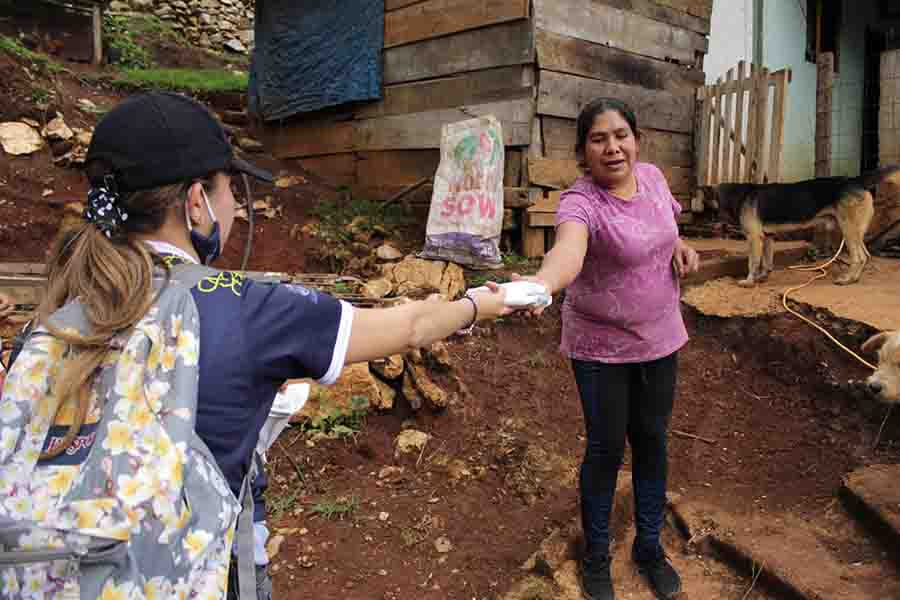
781,238,877,371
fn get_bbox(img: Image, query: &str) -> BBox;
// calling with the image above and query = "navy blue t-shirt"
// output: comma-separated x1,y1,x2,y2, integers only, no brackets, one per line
170,255,351,511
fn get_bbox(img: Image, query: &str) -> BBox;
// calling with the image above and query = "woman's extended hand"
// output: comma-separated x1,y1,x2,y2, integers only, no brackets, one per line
467,281,513,321
510,273,552,317
672,239,700,278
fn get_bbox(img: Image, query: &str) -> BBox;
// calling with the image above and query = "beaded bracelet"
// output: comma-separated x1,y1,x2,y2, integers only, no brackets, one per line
459,294,478,335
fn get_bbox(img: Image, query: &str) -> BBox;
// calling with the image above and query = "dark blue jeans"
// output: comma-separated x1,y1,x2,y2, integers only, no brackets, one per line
572,352,678,560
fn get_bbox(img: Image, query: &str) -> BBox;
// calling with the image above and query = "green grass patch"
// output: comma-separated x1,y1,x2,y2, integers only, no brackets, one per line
104,14,154,69
307,197,415,272
112,68,248,93
302,396,369,439
311,496,357,521
0,34,67,73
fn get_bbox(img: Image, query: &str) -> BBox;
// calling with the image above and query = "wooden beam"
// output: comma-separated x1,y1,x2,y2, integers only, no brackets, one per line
721,67,735,182
504,149,523,187
270,99,533,158
710,77,723,185
527,157,691,195
731,60,747,181
522,189,547,256
589,0,710,34
768,69,790,183
541,116,693,167
534,29,705,95
752,66,770,183
296,153,358,186
355,65,532,119
356,150,440,185
384,0,529,48
537,70,694,133
386,0,429,10
356,98,533,150
533,0,707,66
268,119,356,159
526,211,557,227
383,19,533,84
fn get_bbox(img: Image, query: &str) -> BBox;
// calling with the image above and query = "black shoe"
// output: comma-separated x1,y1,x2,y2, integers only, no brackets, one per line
580,553,615,600
632,543,682,599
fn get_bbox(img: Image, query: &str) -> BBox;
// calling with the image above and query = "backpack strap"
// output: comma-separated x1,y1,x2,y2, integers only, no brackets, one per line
235,459,259,600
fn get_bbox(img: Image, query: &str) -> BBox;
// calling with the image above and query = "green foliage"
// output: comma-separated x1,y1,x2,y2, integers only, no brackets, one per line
502,253,539,272
104,14,154,70
310,496,358,521
112,68,248,93
266,485,304,520
303,396,370,439
30,85,53,105
0,34,66,73
307,197,414,272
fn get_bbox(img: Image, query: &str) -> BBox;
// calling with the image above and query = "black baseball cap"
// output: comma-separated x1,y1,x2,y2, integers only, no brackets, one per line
85,91,273,192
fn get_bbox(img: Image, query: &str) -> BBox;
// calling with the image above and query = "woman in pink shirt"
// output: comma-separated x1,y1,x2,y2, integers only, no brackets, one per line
517,98,698,600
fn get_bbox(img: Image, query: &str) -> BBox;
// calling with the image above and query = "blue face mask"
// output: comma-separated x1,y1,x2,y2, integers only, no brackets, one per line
186,188,222,265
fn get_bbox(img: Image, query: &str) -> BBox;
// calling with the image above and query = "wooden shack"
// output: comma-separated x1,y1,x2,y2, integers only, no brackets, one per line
261,0,712,256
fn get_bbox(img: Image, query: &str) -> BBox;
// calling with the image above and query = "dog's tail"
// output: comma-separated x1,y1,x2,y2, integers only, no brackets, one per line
857,164,900,188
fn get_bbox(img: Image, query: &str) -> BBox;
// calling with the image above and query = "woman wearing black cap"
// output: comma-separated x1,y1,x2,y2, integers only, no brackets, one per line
0,92,509,599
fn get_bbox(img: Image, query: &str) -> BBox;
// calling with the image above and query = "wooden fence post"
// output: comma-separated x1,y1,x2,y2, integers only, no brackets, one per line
815,52,834,177
92,3,103,66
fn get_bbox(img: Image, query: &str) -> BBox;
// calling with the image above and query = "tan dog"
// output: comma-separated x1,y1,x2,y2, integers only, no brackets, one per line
862,330,900,404
703,165,900,287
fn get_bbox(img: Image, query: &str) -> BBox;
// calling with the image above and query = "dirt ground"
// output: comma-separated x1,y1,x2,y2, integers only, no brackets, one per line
2,20,900,600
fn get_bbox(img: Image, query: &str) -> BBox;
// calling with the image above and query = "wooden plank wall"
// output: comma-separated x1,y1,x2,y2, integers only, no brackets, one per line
522,0,713,255
262,0,537,208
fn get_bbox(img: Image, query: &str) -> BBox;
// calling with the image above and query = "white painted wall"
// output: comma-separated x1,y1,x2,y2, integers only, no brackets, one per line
759,0,817,181
705,0,755,84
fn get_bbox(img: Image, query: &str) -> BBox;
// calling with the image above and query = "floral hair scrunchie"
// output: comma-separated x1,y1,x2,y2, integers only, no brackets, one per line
83,184,129,239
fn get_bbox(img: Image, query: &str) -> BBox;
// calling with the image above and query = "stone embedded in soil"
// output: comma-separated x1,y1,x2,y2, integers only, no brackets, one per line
424,341,453,369
294,363,384,422
372,377,395,411
375,243,404,261
362,278,393,299
378,465,405,480
394,429,430,456
401,371,424,410
0,122,44,155
385,256,466,299
433,535,453,553
370,354,404,381
42,116,73,142
408,363,448,410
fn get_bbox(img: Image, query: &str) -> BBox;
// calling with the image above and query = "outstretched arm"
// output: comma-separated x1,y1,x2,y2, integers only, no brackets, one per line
345,285,509,365
511,221,589,315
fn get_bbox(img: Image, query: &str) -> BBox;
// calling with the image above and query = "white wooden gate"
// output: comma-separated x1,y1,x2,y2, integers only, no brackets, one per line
696,61,792,186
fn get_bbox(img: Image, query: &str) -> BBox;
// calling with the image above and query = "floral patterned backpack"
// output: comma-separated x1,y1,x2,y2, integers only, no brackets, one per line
0,265,256,600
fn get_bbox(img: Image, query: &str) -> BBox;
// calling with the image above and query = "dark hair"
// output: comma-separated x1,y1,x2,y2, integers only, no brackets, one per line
574,98,640,166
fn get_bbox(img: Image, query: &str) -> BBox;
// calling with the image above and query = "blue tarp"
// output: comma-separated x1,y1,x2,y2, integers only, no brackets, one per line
248,0,384,122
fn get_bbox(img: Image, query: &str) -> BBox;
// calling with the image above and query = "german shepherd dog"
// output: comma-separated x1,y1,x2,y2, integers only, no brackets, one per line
703,165,900,286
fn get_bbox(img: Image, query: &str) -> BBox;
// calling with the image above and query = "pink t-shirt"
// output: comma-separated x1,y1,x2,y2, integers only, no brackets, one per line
555,162,688,363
